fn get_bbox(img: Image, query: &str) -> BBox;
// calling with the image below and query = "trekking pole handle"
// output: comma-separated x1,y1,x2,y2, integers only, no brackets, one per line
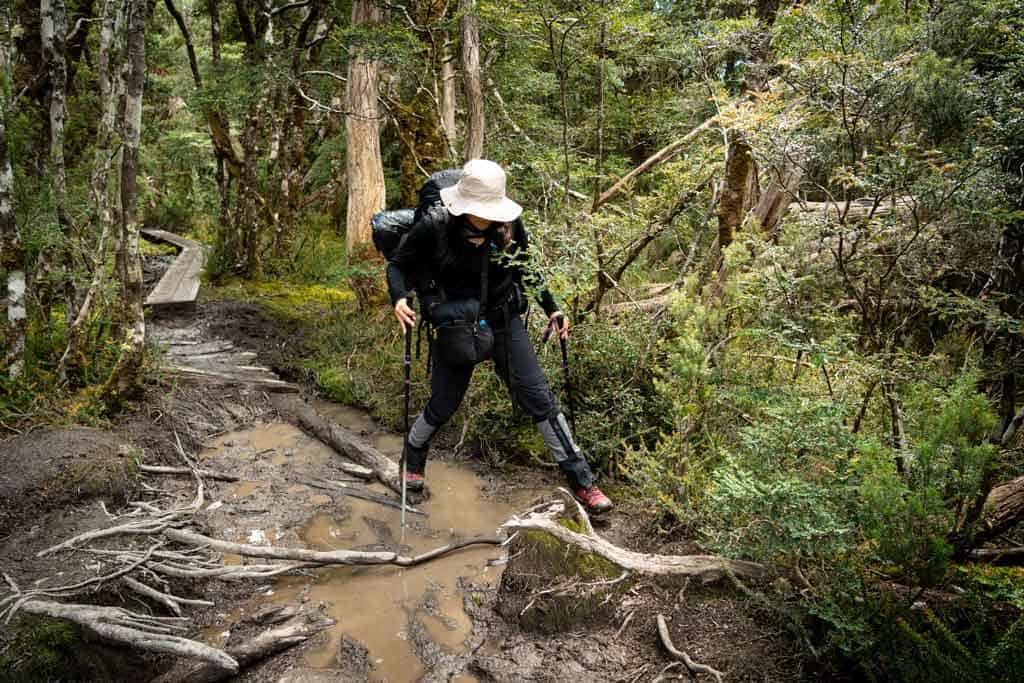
542,312,566,344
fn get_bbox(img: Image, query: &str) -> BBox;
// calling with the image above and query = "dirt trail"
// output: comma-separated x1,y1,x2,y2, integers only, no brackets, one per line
0,276,804,681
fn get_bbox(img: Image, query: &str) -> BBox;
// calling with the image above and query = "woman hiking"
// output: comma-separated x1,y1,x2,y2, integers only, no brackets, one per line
387,159,613,514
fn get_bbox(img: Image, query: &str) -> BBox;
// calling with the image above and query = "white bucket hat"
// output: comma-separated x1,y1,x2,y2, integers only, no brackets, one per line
440,159,523,223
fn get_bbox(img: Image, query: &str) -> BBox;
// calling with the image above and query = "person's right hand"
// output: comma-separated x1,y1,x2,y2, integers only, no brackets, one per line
394,298,416,332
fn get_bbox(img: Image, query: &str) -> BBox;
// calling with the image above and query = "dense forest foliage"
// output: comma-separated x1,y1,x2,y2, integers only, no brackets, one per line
3,0,1024,678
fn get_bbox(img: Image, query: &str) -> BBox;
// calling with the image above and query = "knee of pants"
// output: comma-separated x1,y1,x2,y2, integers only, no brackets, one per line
424,397,459,427
517,385,556,423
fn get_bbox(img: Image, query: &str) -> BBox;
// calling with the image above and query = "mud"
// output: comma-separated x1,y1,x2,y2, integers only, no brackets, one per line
194,408,544,683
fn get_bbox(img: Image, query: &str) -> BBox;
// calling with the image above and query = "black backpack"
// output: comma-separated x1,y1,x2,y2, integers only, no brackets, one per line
370,169,462,260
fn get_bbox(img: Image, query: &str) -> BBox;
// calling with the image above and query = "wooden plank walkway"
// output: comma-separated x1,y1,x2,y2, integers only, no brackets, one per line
149,325,299,394
141,228,204,307
143,232,300,393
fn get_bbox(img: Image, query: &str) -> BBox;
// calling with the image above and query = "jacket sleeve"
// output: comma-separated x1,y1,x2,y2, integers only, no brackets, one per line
512,219,559,317
386,211,440,305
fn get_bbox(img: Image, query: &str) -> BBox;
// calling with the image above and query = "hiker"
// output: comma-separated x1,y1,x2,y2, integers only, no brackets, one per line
386,159,613,514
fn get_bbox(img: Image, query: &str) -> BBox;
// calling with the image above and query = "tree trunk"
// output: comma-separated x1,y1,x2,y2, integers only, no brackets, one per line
716,138,757,252
104,0,148,404
38,0,69,322
460,0,484,161
753,164,800,241
439,31,457,160
58,0,124,379
345,0,385,249
1,1,26,378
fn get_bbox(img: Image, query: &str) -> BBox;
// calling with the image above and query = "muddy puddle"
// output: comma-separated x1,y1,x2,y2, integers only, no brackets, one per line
198,403,545,682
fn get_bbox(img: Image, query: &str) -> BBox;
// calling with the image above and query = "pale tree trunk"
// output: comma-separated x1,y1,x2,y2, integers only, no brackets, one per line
105,0,148,403
460,0,484,161
752,164,800,241
439,32,457,160
1,0,26,378
58,0,124,379
344,0,385,250
39,0,69,321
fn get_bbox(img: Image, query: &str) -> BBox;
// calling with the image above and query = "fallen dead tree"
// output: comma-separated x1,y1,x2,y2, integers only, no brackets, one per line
502,491,767,581
275,395,402,493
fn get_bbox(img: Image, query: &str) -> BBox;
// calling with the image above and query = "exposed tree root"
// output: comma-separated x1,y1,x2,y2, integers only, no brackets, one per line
163,528,503,567
17,598,237,676
501,490,767,581
155,613,336,683
656,613,724,683
139,464,240,481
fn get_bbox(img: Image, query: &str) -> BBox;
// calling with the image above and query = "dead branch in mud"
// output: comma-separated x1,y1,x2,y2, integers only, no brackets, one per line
502,491,767,581
155,614,336,683
300,477,426,515
656,613,724,683
276,395,402,493
163,528,503,568
139,464,240,481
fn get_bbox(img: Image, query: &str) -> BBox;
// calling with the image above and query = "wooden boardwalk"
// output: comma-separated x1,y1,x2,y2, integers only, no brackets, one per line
143,230,299,393
141,228,204,307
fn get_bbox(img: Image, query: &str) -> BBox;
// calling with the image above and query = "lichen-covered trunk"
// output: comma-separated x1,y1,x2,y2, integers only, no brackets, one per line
716,139,758,253
59,0,124,378
460,0,484,161
38,0,69,322
439,33,457,160
1,2,26,378
105,0,147,403
345,0,385,249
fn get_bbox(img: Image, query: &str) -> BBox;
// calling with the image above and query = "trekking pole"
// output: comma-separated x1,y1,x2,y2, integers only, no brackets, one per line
401,295,414,533
543,314,576,434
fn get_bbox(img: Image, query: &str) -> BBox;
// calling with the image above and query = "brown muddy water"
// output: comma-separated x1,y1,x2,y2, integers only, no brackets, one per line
196,403,545,682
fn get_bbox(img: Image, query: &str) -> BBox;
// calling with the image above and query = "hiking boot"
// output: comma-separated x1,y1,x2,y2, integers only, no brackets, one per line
404,471,425,492
402,439,428,492
574,485,613,515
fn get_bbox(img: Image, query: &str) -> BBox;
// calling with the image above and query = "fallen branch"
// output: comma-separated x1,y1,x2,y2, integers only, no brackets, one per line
336,461,374,480
502,491,767,581
139,464,241,482
276,396,401,493
967,546,1024,565
656,613,724,683
301,477,426,516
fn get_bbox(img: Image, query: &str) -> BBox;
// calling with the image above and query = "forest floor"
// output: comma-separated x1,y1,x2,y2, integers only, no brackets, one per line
0,269,806,681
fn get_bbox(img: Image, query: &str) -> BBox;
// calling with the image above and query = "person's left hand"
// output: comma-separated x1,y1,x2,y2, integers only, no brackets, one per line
548,311,569,342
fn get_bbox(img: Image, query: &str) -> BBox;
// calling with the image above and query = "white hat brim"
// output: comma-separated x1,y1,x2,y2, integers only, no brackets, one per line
441,185,523,223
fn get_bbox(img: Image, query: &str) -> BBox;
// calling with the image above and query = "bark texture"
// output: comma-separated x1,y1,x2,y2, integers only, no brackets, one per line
345,0,385,249
1,0,26,378
59,0,124,377
105,0,148,402
717,139,758,251
460,0,484,161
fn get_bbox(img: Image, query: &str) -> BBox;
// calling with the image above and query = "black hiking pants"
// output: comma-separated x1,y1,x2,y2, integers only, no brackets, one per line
406,315,595,489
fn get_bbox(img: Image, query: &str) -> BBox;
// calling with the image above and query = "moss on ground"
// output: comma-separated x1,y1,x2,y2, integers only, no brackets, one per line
498,524,632,633
0,615,84,682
